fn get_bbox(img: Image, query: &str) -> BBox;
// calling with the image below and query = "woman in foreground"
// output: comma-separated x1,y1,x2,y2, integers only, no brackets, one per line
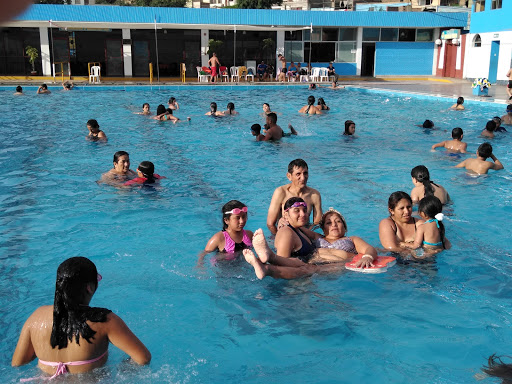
12,257,150,379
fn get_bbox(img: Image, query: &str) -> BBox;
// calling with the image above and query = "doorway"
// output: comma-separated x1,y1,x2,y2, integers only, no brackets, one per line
105,39,123,76
488,40,500,84
361,43,375,77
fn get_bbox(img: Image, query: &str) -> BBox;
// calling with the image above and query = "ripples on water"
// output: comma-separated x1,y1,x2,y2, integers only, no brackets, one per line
0,86,511,383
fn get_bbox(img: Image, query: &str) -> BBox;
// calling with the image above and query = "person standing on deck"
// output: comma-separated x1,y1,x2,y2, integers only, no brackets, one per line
208,53,221,83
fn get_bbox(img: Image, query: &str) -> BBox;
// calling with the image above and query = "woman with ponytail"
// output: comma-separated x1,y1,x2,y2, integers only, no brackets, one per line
12,257,150,378
410,165,449,205
124,161,163,186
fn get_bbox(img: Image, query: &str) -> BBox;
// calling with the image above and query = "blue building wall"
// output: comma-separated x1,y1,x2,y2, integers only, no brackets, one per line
470,2,512,33
375,42,434,76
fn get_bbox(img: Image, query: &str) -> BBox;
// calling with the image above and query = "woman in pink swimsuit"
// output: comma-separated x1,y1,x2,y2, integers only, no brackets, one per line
203,200,253,260
12,257,151,379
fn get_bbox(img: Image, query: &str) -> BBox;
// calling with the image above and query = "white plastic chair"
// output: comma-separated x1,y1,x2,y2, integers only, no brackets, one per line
89,65,101,84
220,67,229,82
319,68,329,82
246,66,255,82
230,66,239,82
310,67,321,82
196,66,210,83
299,67,310,82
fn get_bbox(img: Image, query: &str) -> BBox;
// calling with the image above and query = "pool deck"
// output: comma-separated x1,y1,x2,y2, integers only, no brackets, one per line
2,76,508,104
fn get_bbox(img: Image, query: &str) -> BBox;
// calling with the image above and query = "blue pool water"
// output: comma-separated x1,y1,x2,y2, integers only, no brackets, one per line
1,85,511,383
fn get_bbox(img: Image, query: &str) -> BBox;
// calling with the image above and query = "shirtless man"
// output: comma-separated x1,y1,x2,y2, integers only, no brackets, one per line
14,85,23,95
431,127,467,153
455,142,504,175
481,120,496,139
208,53,220,83
501,104,512,125
267,159,322,235
506,68,512,100
262,113,283,141
62,80,74,91
37,84,51,94
277,54,287,82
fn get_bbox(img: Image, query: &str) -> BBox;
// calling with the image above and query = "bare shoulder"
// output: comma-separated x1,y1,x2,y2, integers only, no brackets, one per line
306,186,321,198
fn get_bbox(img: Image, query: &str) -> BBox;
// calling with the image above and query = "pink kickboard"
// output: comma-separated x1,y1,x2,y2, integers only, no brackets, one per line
345,254,396,274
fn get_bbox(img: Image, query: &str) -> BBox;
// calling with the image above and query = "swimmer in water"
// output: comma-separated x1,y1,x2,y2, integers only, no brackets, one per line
167,97,179,110
343,120,356,136
501,104,512,125
86,119,107,142
123,161,163,186
224,102,238,115
327,80,345,89
262,103,274,116
401,196,451,256
431,127,467,153
450,96,464,110
153,104,181,123
420,120,434,129
455,142,504,175
14,85,23,95
299,95,322,115
493,116,507,132
481,120,496,139
37,84,51,94
135,103,151,115
62,81,74,91
251,124,265,141
99,151,137,186
12,257,151,378
199,200,253,264
410,165,449,205
317,97,330,111
309,83,317,90
205,102,225,117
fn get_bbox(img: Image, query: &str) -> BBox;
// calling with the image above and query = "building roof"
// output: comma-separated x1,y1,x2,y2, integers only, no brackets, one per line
10,4,468,30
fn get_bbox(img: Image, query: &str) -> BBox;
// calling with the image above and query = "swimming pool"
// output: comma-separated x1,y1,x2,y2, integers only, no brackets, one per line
1,84,511,383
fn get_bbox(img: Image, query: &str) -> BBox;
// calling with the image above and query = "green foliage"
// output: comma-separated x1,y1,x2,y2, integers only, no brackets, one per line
25,46,39,65
34,0,71,4
150,0,187,6
96,0,186,5
207,39,224,56
236,0,282,9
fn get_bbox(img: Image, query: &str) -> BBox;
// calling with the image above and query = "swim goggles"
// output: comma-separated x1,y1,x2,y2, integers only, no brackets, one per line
284,202,307,211
224,207,248,215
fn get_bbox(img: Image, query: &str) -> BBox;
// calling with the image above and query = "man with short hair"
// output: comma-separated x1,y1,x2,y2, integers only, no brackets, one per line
267,159,322,235
431,127,467,153
455,142,504,174
263,113,284,141
501,104,512,125
208,52,221,83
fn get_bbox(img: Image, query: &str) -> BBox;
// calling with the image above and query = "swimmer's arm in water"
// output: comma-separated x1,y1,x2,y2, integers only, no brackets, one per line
431,141,446,151
378,218,407,253
311,191,323,227
106,313,151,365
204,232,224,253
274,227,295,258
454,159,467,168
262,128,274,141
12,310,37,366
267,188,285,235
460,142,468,153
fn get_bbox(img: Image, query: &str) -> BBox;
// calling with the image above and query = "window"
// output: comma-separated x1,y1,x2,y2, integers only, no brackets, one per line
492,0,502,9
304,28,322,41
380,28,398,42
304,43,335,62
473,34,482,47
322,28,338,42
474,0,485,12
285,31,302,41
363,28,380,41
337,42,356,62
284,41,303,62
339,28,356,41
399,29,415,42
416,29,434,42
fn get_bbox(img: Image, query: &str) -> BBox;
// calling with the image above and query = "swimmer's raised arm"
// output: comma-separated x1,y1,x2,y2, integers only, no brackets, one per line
12,310,37,366
267,187,285,235
105,313,151,365
490,154,504,170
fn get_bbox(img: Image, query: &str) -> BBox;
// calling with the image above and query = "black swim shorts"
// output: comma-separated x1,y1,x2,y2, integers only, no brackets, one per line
508,80,512,89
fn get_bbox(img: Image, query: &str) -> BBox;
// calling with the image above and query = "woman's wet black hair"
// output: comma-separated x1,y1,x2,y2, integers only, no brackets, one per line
87,119,100,130
168,97,176,104
156,104,166,116
482,354,512,384
310,83,317,89
210,102,217,113
418,195,445,247
227,102,235,114
411,165,436,198
423,120,434,128
251,124,261,134
388,191,412,211
51,257,111,349
307,95,315,105
284,196,305,211
344,120,355,135
263,103,270,109
16,85,22,92
138,161,155,183
317,97,326,106
222,200,247,230
113,151,129,164
452,127,463,139
456,96,464,105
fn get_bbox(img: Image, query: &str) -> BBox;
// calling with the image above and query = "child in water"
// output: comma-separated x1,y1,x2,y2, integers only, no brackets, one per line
402,196,451,255
431,127,467,153
251,124,265,141
124,161,163,186
450,97,464,110
203,200,253,259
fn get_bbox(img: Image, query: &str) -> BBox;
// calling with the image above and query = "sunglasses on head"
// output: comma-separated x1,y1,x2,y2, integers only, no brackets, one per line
224,207,248,215
285,201,307,211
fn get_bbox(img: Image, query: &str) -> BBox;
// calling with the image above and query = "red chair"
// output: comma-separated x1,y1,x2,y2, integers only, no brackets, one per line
219,66,229,82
